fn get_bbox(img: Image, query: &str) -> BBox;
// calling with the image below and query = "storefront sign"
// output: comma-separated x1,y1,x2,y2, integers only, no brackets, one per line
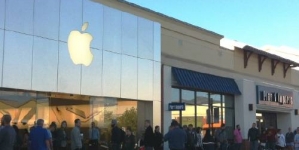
256,85,293,108
168,103,185,111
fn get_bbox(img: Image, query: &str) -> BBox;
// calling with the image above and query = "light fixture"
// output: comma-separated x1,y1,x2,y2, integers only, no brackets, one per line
260,119,263,122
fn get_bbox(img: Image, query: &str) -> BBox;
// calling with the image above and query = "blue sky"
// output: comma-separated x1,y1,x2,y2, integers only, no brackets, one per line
127,0,299,50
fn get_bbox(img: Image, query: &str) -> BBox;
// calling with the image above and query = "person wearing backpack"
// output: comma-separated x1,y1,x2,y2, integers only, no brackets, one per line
247,123,259,150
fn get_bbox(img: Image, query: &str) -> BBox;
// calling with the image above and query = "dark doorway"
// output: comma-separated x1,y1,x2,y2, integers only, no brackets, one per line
256,112,277,132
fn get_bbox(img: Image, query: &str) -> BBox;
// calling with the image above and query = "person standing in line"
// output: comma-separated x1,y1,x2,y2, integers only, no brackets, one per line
294,128,299,150
111,119,122,150
202,129,214,150
123,127,135,150
164,120,187,150
71,119,82,150
13,125,23,150
153,126,163,150
195,127,203,150
216,124,228,150
57,121,68,150
144,120,155,150
234,124,243,150
89,122,100,150
275,129,286,150
29,119,51,150
248,123,259,150
286,127,295,150
0,114,17,150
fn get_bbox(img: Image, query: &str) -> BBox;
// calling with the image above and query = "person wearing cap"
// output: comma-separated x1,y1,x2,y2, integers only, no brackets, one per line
164,120,187,150
111,119,122,150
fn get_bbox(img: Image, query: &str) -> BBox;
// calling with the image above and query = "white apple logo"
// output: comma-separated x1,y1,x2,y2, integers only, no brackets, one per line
67,22,93,66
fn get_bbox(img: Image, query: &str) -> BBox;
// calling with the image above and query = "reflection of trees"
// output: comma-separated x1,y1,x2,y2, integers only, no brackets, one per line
118,107,137,133
104,110,113,123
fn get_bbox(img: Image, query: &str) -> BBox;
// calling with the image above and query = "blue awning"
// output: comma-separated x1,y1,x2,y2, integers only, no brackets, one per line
172,67,241,95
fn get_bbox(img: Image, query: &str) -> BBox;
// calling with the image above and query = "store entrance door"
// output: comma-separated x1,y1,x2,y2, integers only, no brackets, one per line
256,112,277,132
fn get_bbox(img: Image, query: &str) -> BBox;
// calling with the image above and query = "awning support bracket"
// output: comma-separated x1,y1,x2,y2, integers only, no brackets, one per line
271,59,279,75
258,55,267,72
244,50,253,68
283,63,291,78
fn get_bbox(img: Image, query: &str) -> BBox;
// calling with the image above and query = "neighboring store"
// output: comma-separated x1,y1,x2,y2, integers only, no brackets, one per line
0,0,161,143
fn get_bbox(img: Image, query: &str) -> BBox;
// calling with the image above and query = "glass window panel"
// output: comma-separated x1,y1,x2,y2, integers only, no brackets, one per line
196,92,209,129
211,93,221,107
103,6,121,53
5,0,34,34
81,49,102,96
137,59,153,100
32,37,58,92
59,0,82,42
57,42,81,94
102,51,121,97
122,12,138,57
171,88,180,122
223,95,234,108
0,90,37,128
0,29,3,83
138,17,154,60
181,90,195,126
3,31,33,89
121,55,137,99
83,1,103,50
153,22,161,62
224,108,234,139
36,93,50,125
0,0,4,29
34,0,59,40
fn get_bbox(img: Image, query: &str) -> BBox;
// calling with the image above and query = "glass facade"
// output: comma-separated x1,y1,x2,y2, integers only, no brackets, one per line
0,89,152,144
171,88,235,137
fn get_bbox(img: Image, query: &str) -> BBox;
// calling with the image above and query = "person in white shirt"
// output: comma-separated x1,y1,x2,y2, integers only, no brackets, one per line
276,129,286,150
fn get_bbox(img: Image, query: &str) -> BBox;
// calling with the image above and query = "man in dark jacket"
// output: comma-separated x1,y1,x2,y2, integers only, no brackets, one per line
144,120,154,150
111,119,122,150
248,123,259,150
164,120,187,150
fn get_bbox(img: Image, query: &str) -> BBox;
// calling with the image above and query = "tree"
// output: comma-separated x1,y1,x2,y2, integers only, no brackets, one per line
117,107,137,133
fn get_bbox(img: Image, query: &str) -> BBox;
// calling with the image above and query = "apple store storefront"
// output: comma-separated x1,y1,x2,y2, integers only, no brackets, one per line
0,0,161,144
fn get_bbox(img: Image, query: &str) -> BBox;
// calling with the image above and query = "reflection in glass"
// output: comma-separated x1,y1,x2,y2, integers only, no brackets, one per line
102,51,121,97
0,0,4,29
81,49,102,96
5,0,34,34
3,31,33,89
103,6,121,53
83,0,103,50
223,95,234,108
138,17,154,60
32,37,58,92
122,12,138,57
0,30,3,82
225,108,234,139
57,42,81,94
171,88,180,122
154,22,161,62
196,92,209,129
34,0,59,40
181,90,195,126
121,55,137,99
59,0,82,42
138,59,153,100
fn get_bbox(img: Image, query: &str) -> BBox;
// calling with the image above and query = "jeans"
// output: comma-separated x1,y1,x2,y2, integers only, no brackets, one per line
250,141,258,150
234,143,242,150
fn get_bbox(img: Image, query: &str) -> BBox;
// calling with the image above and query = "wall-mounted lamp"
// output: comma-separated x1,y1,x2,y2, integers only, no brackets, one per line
249,104,253,111
295,109,298,115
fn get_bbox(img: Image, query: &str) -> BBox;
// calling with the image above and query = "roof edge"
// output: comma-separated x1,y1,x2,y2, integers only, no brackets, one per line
117,0,224,39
